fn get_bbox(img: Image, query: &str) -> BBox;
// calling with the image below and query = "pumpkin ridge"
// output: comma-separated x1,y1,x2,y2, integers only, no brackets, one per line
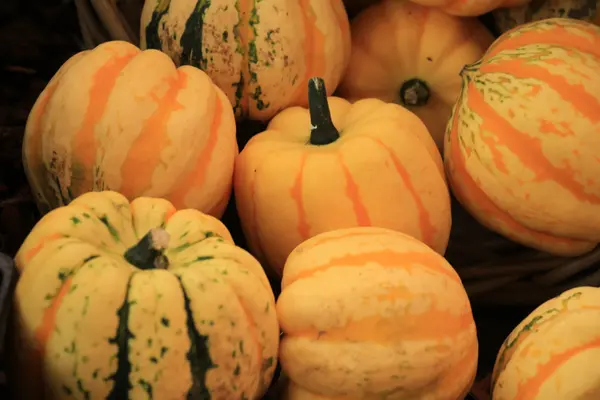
107,272,135,399
289,153,311,241
176,275,216,398
337,152,371,226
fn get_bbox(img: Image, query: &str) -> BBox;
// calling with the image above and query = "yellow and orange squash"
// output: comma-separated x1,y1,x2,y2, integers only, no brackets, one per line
140,0,352,121
277,227,479,399
407,0,533,16
11,190,279,399
444,18,600,257
337,0,494,150
492,286,600,399
234,77,451,277
493,0,600,33
23,40,237,218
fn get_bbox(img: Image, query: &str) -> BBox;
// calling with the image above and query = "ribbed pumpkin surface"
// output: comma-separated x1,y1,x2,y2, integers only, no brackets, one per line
444,18,600,256
492,287,600,399
12,191,279,399
494,0,600,33
23,41,237,218
277,227,478,399
140,0,351,121
407,0,532,16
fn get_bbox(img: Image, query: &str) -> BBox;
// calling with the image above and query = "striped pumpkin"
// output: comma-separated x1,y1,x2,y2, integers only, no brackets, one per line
444,18,600,257
11,190,279,399
140,0,351,122
493,0,600,33
492,287,600,399
23,40,237,218
234,77,451,277
277,227,478,399
337,0,494,151
407,0,532,16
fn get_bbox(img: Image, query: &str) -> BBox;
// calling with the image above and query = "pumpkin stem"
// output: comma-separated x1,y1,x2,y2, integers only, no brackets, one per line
308,77,340,146
124,228,170,270
399,78,430,107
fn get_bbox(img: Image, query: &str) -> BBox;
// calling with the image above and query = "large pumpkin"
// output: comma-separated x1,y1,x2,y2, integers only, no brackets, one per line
140,0,351,122
11,190,279,399
407,0,532,16
444,18,600,257
234,77,451,277
492,287,600,399
277,227,478,399
337,0,494,150
23,40,237,218
494,0,600,33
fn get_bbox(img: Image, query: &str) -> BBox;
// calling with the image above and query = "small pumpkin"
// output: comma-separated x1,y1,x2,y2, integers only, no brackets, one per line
407,0,532,16
24,40,237,218
492,287,600,399
234,77,451,277
140,0,351,121
277,227,479,399
444,18,600,257
11,191,279,399
337,0,494,151
494,0,600,33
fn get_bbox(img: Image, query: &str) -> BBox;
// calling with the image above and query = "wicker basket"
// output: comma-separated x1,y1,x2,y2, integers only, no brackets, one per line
72,0,600,308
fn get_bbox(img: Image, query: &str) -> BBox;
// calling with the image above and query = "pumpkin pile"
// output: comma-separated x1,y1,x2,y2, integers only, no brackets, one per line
6,0,600,398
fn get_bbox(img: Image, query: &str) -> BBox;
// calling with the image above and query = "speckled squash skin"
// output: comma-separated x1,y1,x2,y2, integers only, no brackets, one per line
337,0,494,151
407,0,533,16
23,41,237,218
11,191,279,400
492,287,600,399
444,18,600,257
493,0,600,33
140,0,351,121
234,78,451,277
277,227,479,400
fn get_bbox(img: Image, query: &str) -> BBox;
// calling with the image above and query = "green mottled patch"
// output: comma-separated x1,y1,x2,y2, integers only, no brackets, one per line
99,215,120,242
180,0,211,70
145,0,172,50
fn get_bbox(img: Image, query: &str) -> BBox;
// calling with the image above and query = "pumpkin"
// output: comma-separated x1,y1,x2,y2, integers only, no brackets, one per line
407,0,532,16
493,0,600,33
277,227,479,399
234,77,451,277
491,286,600,399
336,0,494,151
140,0,351,122
10,190,279,399
444,18,600,257
23,40,237,218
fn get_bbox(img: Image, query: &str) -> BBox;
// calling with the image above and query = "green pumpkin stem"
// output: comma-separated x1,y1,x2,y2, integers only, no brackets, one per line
124,228,170,270
308,77,340,146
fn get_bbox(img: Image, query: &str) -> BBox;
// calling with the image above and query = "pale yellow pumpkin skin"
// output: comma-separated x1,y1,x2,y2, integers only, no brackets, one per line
492,287,600,400
140,0,352,121
277,227,478,400
337,0,494,150
11,191,279,400
24,40,237,217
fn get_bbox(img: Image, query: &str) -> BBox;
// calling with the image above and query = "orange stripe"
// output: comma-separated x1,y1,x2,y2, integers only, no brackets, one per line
167,85,223,210
34,277,73,355
285,249,460,286
338,153,371,226
515,335,600,397
292,0,326,103
289,153,311,239
300,228,391,252
369,137,437,246
120,71,186,198
466,69,600,204
23,233,63,263
70,52,136,196
292,306,474,343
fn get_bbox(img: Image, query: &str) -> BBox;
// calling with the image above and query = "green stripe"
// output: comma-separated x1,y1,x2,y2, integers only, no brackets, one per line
107,273,136,399
180,0,211,70
145,0,172,50
177,276,215,399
